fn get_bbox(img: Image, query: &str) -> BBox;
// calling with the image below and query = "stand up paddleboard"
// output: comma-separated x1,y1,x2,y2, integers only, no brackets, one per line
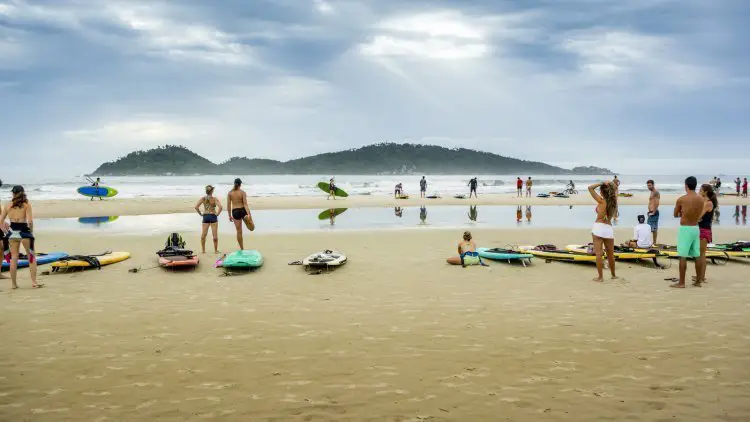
477,248,533,267
216,250,264,269
302,250,347,268
78,186,118,198
1,252,69,270
317,182,348,198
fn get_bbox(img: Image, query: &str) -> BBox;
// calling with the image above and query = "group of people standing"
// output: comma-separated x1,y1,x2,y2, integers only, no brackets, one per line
193,178,255,254
588,177,718,288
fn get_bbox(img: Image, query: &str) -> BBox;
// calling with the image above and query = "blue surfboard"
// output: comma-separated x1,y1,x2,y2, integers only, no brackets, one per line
1,252,69,270
77,186,118,198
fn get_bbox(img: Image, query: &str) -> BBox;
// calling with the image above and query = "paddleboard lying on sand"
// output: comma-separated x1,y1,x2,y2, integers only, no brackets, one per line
78,216,119,224
77,186,118,198
536,193,550,198
565,244,662,260
318,208,348,220
396,195,409,199
217,250,263,269
553,193,569,198
52,252,130,270
426,194,441,199
518,245,597,262
618,193,634,198
1,252,68,270
317,182,348,198
708,242,750,257
634,244,727,259
159,255,200,268
302,250,347,267
477,248,533,266
454,195,466,199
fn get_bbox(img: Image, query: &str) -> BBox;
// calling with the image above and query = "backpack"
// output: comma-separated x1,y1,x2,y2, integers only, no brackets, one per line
165,232,186,250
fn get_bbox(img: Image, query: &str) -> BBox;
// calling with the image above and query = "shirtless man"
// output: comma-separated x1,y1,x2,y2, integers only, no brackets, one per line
671,176,705,288
646,179,661,244
227,178,255,250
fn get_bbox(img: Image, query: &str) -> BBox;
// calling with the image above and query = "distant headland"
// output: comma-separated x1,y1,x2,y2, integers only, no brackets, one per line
91,143,614,176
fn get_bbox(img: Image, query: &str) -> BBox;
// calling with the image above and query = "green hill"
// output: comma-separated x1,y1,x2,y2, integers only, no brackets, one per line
92,143,613,176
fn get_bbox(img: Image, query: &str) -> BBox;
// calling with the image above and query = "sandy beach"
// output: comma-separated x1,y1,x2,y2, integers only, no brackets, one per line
2,226,750,421
30,193,750,218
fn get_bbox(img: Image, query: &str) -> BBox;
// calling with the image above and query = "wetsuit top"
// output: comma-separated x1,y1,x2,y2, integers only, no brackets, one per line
469,179,477,189
698,209,714,229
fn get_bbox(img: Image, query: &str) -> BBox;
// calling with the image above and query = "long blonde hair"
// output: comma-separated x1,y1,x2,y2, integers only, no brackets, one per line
600,183,618,221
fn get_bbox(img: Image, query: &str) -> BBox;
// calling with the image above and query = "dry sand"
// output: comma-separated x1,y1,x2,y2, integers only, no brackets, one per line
2,227,750,421
31,193,750,218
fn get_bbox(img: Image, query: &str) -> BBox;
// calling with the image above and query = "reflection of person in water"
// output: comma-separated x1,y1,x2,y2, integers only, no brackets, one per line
713,206,720,225
526,206,532,223
420,206,427,224
329,208,336,226
516,206,522,224
735,206,741,225
394,207,403,218
468,205,477,222
743,205,747,225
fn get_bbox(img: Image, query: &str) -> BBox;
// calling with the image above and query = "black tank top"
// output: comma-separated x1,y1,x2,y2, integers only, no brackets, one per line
699,209,714,229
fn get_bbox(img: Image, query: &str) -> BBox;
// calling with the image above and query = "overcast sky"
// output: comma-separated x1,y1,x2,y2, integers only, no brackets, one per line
1,0,748,177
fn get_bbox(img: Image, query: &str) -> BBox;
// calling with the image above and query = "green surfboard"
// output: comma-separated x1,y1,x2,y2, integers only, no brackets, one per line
318,208,348,220
317,182,348,198
220,250,263,268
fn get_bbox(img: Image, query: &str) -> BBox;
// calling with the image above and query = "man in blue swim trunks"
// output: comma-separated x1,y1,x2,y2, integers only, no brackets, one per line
672,176,705,288
646,180,660,244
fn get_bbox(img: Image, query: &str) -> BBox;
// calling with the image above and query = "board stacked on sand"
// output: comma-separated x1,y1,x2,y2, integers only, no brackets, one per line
477,248,533,266
51,252,130,271
157,233,199,269
518,245,597,262
1,252,68,270
77,186,118,198
216,250,264,269
565,244,663,260
708,241,750,258
302,250,347,268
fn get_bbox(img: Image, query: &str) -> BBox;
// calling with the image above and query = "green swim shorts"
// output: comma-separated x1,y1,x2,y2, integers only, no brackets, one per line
677,225,700,258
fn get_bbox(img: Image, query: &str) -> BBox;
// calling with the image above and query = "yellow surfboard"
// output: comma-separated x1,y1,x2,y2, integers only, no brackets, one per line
565,245,660,260
52,252,131,269
518,246,597,262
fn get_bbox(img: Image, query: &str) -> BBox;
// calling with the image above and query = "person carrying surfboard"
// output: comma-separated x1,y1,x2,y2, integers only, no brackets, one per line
90,177,102,201
227,178,255,250
328,178,337,201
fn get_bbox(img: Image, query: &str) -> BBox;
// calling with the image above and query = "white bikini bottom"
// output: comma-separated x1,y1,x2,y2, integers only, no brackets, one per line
592,222,614,239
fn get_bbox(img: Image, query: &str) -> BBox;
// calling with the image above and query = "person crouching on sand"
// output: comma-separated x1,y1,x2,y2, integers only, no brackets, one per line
624,215,653,249
446,231,484,267
195,185,223,254
588,181,618,282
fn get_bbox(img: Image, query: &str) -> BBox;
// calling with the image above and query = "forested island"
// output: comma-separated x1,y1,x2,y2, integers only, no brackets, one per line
92,144,613,176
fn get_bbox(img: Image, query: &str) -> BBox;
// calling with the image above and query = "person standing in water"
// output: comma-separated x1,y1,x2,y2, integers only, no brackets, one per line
526,177,532,198
0,186,40,289
694,184,717,286
468,177,478,198
646,179,661,244
194,185,223,254
419,176,427,199
588,181,618,282
671,176,705,288
227,178,255,250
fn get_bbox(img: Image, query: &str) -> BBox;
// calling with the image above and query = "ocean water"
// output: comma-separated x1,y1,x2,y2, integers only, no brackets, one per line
0,174,738,201
35,205,748,235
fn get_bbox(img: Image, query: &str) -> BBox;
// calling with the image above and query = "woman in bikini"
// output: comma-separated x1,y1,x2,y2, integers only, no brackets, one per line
589,181,618,282
446,231,482,267
694,184,717,286
194,185,223,254
0,186,41,289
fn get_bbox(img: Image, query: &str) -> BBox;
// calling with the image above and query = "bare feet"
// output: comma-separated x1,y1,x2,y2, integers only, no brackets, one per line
692,281,702,287
32,283,44,289
669,283,685,288
611,276,619,280
592,277,603,282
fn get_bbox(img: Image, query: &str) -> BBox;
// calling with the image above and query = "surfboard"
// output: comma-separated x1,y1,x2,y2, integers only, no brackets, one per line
477,248,533,265
318,208,348,220
51,252,130,269
159,255,200,268
396,195,409,199
317,182,348,198
536,193,550,198
565,244,661,260
78,216,119,224
77,186,118,198
1,252,68,270
302,250,347,267
518,246,598,262
217,250,263,269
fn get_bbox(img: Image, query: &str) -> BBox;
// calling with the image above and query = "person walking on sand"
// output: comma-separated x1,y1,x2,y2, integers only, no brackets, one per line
194,185,223,254
327,178,337,200
588,181,618,282
694,184,717,286
419,176,427,199
670,176,705,288
516,177,523,197
90,177,103,201
647,179,661,244
526,177,533,198
227,178,255,250
1,186,41,289
468,177,478,198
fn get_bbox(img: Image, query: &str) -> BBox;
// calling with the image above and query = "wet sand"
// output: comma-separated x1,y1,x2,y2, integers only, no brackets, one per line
31,193,750,218
2,227,750,421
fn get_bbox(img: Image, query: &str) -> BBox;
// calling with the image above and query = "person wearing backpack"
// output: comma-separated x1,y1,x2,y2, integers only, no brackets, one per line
194,185,223,254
